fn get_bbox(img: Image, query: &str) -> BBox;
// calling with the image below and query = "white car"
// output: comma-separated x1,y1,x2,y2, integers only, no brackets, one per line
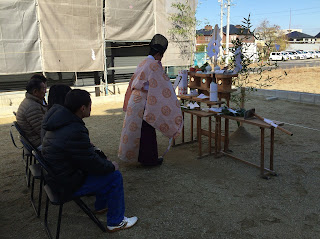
308,51,318,58
269,52,283,61
280,52,290,61
295,51,305,60
286,51,297,60
314,51,320,58
303,51,312,59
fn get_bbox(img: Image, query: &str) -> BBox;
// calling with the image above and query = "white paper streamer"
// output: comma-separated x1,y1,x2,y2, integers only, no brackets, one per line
233,47,242,73
264,118,278,128
178,70,188,95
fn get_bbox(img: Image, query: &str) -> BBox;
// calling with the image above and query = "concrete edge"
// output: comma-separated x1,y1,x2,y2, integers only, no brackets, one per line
249,88,320,105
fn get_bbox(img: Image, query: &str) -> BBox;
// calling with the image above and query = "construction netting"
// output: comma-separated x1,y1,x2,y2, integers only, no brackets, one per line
105,0,197,67
0,0,197,75
38,0,104,72
0,0,42,74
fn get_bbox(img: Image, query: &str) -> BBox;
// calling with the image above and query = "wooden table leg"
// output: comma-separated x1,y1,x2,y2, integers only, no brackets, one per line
208,117,212,155
260,127,265,177
215,116,218,155
218,117,222,152
182,111,185,143
224,118,229,152
191,114,194,141
270,128,274,171
197,116,202,157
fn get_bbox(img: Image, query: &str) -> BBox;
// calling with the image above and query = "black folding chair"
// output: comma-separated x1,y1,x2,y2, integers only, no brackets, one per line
10,121,35,187
32,150,106,239
10,121,44,217
29,157,44,217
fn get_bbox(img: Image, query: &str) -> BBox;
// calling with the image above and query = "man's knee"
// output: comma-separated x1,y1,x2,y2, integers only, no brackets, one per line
110,170,123,184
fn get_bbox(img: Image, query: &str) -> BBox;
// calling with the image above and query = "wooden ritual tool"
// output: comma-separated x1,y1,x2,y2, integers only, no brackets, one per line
244,108,293,136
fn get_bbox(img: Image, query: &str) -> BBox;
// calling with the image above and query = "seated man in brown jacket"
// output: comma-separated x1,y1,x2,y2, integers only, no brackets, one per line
16,75,47,147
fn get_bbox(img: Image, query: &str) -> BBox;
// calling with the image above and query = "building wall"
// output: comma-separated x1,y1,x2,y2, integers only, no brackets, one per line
197,34,255,46
286,43,320,51
196,35,211,45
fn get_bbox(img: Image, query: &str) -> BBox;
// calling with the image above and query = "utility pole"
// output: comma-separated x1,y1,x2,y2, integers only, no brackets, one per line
225,0,231,64
218,0,224,61
219,0,223,40
289,8,291,33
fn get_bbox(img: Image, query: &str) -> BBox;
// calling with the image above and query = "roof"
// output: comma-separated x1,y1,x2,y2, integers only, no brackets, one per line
196,29,213,36
315,32,320,38
222,25,253,35
196,24,253,36
286,31,314,39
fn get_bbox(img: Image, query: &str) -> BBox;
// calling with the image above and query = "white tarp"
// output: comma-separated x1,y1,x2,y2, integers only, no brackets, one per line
105,0,155,41
0,0,197,75
38,0,104,72
105,0,197,67
0,0,42,75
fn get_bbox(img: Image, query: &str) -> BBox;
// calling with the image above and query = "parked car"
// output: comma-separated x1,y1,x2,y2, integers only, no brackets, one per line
295,51,306,60
280,52,290,61
286,51,297,60
303,51,312,59
307,51,318,58
269,52,283,61
314,51,320,58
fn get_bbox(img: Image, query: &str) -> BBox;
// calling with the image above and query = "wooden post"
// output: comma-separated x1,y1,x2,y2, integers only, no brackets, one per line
240,87,245,126
208,117,212,154
182,111,185,143
240,87,245,109
224,118,229,152
260,127,265,177
270,128,274,171
215,116,218,155
191,114,194,141
197,116,202,157
217,116,221,152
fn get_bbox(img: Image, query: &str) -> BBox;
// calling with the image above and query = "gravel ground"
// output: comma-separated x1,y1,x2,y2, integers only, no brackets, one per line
1,94,320,239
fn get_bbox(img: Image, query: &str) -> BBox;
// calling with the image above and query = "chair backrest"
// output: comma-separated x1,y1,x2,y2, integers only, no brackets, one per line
11,121,37,152
10,124,23,149
32,150,54,177
32,150,74,202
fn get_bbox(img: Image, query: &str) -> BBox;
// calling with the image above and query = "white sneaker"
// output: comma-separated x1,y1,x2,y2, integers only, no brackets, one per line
107,216,138,232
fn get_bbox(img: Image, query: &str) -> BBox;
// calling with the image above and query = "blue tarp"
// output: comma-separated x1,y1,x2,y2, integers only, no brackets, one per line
194,52,206,67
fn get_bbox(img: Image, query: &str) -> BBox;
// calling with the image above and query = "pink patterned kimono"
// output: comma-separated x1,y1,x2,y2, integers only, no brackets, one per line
119,57,183,162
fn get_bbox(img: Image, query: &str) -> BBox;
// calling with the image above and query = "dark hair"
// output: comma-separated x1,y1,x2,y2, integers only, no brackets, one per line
26,78,44,94
148,47,163,56
64,89,91,113
47,84,72,110
30,74,47,83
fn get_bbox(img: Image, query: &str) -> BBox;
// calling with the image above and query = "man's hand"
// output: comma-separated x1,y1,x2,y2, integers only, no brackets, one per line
112,161,119,171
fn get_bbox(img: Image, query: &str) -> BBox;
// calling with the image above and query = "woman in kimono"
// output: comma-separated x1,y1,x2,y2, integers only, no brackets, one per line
119,34,183,166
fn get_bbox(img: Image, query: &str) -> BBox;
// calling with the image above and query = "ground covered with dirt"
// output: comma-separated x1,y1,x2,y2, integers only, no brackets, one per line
1,90,320,238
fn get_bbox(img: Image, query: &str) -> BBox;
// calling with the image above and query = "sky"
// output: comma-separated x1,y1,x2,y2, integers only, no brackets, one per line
195,0,320,36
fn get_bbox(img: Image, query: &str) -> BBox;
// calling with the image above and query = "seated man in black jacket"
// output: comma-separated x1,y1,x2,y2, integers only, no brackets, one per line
42,89,137,232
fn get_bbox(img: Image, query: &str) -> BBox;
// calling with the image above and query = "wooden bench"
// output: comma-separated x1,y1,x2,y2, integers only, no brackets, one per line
220,115,284,178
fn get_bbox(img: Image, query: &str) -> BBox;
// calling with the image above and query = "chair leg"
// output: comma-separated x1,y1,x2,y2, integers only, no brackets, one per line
44,195,64,239
30,175,37,216
74,198,106,232
37,178,43,217
25,155,29,186
44,196,53,239
56,205,63,239
30,176,43,217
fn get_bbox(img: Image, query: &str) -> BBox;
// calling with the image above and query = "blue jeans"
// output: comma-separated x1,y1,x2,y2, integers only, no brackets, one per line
73,170,125,226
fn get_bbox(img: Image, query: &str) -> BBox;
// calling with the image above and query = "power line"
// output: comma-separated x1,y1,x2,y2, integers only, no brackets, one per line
233,6,320,17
